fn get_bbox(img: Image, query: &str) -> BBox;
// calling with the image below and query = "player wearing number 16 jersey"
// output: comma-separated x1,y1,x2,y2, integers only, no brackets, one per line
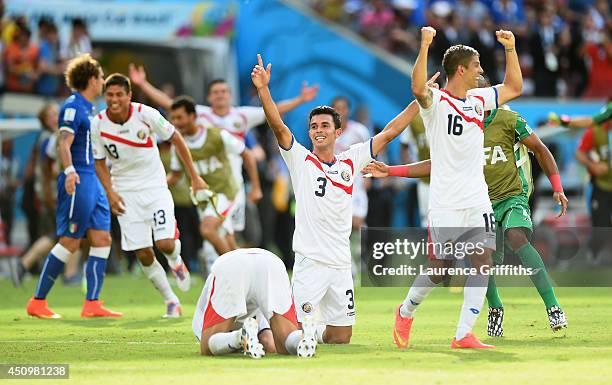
91,74,207,318
391,26,523,349
251,53,419,345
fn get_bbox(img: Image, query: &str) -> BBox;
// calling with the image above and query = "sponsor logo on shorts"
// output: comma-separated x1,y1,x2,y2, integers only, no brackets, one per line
341,170,351,182
301,302,313,314
347,311,355,317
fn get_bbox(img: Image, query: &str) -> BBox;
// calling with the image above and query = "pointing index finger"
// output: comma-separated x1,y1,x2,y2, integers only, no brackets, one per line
257,54,263,67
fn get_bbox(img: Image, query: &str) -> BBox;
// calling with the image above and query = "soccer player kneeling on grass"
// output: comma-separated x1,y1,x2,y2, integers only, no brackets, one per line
192,248,317,358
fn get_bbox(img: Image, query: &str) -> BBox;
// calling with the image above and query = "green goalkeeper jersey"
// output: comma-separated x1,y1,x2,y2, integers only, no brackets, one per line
483,108,534,202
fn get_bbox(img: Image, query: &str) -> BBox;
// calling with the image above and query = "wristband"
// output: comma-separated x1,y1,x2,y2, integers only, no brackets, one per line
548,173,563,192
64,165,76,175
388,165,410,178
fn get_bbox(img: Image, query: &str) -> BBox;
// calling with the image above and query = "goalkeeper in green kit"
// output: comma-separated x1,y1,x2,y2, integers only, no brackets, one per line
364,76,569,336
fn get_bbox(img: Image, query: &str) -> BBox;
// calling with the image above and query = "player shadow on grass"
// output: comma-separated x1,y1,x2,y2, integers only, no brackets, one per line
408,345,517,362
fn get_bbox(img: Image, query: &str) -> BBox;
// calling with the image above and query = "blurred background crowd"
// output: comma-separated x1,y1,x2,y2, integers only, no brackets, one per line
308,0,611,98
0,0,610,285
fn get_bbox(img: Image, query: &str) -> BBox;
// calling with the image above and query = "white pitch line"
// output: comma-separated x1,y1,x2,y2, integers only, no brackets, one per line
0,340,197,345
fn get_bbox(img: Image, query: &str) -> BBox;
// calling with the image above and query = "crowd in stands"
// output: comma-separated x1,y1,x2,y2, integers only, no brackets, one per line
309,0,612,98
0,0,93,97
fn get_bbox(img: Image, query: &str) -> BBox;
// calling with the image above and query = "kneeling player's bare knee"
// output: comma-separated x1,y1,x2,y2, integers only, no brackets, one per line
326,329,352,344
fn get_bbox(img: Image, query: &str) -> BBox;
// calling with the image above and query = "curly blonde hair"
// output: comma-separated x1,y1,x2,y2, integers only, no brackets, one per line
64,53,101,91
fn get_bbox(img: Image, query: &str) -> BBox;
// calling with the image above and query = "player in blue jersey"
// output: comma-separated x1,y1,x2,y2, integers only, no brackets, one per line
26,54,121,319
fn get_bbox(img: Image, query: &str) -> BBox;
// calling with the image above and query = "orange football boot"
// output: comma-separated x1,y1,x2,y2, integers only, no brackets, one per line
80,300,123,318
26,298,61,319
451,332,494,349
393,304,414,349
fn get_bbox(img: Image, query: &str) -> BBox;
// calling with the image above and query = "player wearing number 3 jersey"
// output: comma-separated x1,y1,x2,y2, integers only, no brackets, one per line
91,74,208,318
251,53,429,345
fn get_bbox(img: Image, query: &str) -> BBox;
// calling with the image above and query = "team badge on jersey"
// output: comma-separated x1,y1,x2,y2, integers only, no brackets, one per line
137,129,147,140
474,103,483,116
233,121,241,129
341,170,351,182
301,302,313,314
69,222,78,234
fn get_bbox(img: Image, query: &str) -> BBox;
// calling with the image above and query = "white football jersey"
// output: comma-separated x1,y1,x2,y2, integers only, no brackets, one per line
335,120,371,206
195,105,265,185
419,86,498,210
91,103,175,192
281,137,374,268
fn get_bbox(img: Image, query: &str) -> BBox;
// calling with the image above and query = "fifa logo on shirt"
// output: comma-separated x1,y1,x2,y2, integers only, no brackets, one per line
483,146,508,165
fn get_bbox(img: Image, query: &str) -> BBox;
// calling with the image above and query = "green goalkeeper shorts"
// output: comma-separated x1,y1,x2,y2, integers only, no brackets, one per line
492,194,533,265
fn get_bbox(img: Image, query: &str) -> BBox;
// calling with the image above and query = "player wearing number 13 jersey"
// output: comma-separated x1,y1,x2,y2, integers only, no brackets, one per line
91,74,208,318
251,53,417,344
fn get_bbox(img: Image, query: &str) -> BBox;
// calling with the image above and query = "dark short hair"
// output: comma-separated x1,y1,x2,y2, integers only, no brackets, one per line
206,79,228,95
64,53,101,91
442,45,479,77
308,105,341,130
104,73,131,93
171,95,197,115
331,96,350,109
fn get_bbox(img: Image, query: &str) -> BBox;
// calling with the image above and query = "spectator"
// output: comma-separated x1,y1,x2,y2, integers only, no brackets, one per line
583,27,612,99
360,0,396,48
0,140,19,245
491,0,524,27
455,0,490,30
61,18,92,60
529,9,559,96
4,24,39,93
35,20,62,96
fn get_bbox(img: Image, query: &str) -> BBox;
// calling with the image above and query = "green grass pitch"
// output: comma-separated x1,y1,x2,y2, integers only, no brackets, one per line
1,276,611,385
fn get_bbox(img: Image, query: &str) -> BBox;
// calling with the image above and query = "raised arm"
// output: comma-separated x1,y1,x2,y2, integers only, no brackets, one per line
494,30,522,105
128,64,173,111
251,54,293,150
277,81,319,114
371,72,440,156
521,133,567,217
412,27,436,109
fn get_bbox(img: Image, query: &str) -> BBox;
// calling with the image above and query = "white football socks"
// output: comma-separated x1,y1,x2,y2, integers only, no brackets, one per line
284,330,303,355
140,259,179,303
400,274,437,318
162,239,182,269
455,274,488,340
208,330,242,355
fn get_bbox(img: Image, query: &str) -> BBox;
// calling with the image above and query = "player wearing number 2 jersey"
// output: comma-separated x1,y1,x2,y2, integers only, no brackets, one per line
391,26,523,350
252,53,424,345
91,74,208,318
